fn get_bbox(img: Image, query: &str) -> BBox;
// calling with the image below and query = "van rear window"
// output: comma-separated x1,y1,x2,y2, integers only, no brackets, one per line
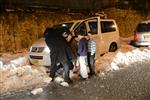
136,23,150,32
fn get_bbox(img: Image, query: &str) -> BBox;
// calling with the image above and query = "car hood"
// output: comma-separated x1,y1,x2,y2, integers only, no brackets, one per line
31,38,47,47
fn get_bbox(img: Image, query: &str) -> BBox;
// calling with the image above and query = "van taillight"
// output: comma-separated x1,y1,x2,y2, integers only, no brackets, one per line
134,33,138,41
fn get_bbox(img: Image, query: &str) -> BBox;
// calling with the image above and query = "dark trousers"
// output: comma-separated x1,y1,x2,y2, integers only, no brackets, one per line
87,52,95,75
50,52,70,83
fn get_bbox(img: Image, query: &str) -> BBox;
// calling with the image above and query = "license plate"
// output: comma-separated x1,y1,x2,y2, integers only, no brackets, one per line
31,59,43,65
144,35,150,38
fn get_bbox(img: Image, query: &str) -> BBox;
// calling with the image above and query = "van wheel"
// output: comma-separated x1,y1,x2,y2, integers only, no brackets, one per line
109,43,117,52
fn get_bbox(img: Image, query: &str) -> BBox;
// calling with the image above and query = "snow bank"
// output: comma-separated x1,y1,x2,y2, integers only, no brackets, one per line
0,56,44,77
0,55,51,95
10,57,27,66
0,61,3,69
0,57,27,71
111,49,150,70
31,88,43,95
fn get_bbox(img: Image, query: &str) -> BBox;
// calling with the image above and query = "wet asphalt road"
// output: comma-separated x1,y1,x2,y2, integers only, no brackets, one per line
2,62,150,100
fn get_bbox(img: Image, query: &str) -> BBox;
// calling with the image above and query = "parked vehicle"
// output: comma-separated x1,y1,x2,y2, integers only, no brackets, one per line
73,16,120,59
29,16,120,66
133,20,150,47
29,20,82,66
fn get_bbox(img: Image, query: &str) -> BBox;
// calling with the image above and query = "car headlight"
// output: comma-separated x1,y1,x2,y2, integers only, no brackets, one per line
43,46,50,53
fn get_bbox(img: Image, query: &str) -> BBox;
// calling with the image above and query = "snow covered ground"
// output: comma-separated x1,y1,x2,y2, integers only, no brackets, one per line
111,48,150,70
0,47,150,73
0,40,150,94
0,53,50,95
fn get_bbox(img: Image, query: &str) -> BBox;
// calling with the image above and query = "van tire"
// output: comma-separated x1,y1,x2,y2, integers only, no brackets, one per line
109,43,117,52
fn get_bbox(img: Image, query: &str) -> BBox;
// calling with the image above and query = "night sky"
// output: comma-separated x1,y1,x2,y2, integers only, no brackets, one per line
0,0,113,10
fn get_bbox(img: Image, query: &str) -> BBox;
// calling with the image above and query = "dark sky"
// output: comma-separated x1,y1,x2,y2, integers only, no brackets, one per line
0,0,113,10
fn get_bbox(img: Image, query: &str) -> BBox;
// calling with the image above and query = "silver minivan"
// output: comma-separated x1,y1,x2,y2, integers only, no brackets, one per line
29,16,120,66
134,20,150,47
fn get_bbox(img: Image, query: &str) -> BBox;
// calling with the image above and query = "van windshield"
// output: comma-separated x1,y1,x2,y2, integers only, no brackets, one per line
136,23,150,32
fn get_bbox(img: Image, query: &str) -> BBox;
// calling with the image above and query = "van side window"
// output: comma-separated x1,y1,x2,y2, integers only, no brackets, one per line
101,21,116,33
88,22,98,35
74,22,87,35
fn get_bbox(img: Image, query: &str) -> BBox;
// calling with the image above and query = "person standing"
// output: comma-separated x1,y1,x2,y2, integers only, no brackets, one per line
76,34,88,80
87,33,96,76
44,27,73,83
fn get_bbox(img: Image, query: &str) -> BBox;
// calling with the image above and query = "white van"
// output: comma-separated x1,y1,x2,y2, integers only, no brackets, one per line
73,16,120,59
29,20,82,66
29,16,120,66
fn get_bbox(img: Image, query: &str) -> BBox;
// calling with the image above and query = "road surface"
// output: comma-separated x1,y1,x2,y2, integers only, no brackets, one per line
2,62,150,100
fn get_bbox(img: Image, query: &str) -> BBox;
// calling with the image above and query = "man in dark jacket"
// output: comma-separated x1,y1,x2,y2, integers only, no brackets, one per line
44,27,73,83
